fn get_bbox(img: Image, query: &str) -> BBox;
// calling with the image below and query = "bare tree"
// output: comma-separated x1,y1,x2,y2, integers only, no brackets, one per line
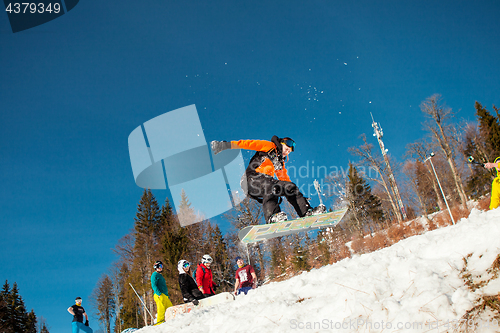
421,94,467,207
405,140,446,211
113,232,135,268
349,135,403,222
90,274,115,333
223,197,266,279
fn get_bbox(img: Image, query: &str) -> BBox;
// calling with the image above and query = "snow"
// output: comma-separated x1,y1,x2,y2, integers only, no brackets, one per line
138,208,500,333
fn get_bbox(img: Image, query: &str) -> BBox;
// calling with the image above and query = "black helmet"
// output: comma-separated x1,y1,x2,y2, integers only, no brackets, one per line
280,137,295,151
153,260,163,270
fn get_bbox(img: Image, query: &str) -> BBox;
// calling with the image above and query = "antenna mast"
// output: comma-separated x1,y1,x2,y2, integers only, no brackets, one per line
370,113,407,221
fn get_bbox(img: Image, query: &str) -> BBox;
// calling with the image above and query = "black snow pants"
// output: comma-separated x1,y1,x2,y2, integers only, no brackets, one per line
246,173,311,222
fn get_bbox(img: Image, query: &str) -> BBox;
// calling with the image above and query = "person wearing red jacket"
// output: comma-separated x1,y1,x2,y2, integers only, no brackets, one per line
195,254,217,297
211,135,325,223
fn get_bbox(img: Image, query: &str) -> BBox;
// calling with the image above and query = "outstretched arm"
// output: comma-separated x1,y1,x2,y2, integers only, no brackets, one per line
231,140,275,152
211,140,275,155
485,162,499,170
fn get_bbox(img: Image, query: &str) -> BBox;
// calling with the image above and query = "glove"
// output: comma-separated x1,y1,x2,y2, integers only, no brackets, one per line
211,141,231,155
85,320,89,327
193,299,199,306
213,284,218,292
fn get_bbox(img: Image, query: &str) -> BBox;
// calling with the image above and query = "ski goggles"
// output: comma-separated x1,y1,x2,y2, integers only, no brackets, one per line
282,139,295,151
183,261,190,268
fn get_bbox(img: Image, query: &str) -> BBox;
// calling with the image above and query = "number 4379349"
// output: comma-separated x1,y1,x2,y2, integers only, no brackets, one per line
5,3,61,14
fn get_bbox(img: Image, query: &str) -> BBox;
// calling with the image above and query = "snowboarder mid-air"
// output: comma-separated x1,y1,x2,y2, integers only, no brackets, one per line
211,135,325,223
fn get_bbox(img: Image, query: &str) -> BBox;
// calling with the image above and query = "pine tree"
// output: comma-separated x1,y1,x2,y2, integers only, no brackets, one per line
38,317,50,333
9,283,28,333
90,274,116,333
115,263,141,331
221,196,265,282
316,232,331,265
0,281,43,333
179,190,207,264
26,309,37,333
290,235,310,272
464,125,492,198
134,189,162,241
346,163,384,235
40,322,50,333
132,189,161,327
0,281,12,333
178,189,197,227
159,198,188,304
476,102,500,157
463,103,500,198
268,238,284,278
160,199,187,275
209,225,232,291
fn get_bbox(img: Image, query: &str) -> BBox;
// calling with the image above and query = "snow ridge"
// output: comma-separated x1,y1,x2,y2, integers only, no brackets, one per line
138,208,500,333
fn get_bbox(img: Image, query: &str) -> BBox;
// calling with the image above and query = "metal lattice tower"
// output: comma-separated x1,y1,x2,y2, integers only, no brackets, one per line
371,113,407,220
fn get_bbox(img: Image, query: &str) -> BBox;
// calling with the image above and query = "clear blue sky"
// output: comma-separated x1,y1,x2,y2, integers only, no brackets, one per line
1,1,499,332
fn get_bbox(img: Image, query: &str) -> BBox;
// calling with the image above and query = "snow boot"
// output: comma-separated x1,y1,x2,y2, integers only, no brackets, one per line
268,212,288,224
305,204,326,217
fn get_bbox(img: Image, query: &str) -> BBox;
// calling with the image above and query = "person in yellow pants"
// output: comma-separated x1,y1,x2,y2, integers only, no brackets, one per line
485,157,500,210
151,261,173,325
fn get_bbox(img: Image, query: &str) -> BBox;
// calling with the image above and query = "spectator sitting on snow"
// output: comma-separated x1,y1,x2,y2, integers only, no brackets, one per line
234,256,258,295
485,157,500,210
178,260,205,305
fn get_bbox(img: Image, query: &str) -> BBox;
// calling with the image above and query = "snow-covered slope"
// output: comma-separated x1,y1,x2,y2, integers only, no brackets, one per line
139,208,500,333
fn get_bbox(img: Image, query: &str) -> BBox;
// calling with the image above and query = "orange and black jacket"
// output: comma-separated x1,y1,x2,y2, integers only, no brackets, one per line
230,136,291,182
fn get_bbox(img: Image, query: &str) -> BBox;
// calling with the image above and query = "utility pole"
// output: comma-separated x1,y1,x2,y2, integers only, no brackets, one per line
371,113,407,220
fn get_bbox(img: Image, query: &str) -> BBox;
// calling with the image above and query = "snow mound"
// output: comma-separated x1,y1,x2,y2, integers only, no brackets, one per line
137,208,500,333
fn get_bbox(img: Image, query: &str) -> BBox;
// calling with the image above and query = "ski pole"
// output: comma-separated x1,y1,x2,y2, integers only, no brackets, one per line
468,156,482,166
467,156,485,167
129,283,154,323
221,279,235,286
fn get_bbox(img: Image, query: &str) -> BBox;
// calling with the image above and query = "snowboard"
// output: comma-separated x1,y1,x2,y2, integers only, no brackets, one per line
164,292,235,322
238,207,348,243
